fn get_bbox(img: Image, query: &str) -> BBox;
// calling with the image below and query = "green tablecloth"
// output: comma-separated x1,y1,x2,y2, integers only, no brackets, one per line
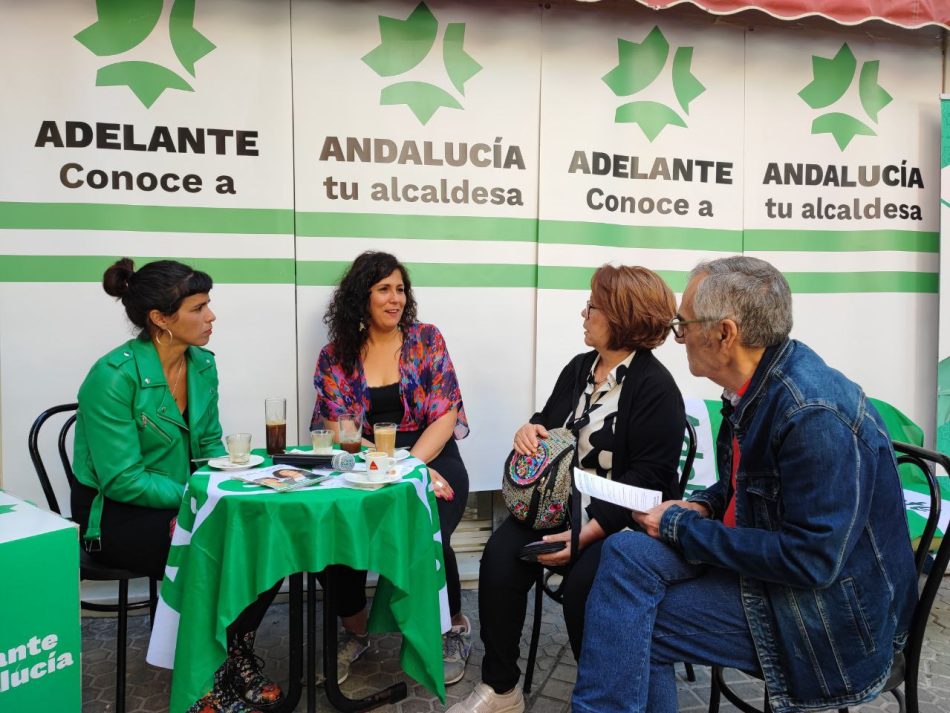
146,458,447,713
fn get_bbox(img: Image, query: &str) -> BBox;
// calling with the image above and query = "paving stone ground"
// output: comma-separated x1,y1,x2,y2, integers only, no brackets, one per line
81,577,950,712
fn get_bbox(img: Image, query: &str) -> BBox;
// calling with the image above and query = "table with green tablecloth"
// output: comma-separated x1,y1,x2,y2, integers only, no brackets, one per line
146,456,448,713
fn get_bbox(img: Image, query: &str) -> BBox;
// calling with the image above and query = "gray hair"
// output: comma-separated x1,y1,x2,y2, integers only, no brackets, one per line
689,256,792,348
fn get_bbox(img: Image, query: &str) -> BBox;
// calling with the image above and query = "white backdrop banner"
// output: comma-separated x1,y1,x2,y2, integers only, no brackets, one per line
0,0,943,499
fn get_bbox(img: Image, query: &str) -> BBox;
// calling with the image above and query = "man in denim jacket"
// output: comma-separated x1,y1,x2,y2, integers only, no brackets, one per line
572,256,917,713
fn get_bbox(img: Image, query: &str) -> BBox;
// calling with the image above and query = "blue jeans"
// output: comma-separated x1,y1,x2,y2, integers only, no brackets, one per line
572,531,760,713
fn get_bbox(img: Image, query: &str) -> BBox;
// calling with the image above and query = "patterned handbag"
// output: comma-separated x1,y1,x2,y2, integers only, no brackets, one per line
502,427,576,530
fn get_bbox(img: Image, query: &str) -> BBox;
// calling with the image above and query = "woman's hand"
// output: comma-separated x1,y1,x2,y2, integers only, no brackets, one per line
536,529,572,567
514,422,549,456
428,465,454,501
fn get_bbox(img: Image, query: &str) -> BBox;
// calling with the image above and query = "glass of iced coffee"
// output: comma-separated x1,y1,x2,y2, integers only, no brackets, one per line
338,411,363,454
264,398,287,455
373,422,397,457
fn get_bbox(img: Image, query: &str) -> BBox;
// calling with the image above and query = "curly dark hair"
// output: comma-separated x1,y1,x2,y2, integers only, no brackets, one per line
324,252,417,373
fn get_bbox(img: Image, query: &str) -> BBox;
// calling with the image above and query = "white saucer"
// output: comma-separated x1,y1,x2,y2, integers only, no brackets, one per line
355,449,410,462
343,472,403,490
208,454,265,470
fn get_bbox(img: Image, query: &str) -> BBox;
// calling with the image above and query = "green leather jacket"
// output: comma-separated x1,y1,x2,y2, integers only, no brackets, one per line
73,337,226,542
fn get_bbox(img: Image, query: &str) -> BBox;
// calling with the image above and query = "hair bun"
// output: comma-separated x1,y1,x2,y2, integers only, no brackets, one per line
102,258,136,298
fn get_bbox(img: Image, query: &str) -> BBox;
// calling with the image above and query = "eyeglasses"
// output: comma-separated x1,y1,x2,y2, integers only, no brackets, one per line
586,300,598,313
668,315,717,339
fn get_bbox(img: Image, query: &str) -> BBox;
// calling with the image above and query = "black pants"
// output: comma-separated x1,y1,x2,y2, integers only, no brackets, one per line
71,482,280,639
317,431,470,619
478,515,605,694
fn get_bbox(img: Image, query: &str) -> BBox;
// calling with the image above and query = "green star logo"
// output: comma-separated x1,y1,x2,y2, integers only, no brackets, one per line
75,0,216,108
0,504,15,516
798,43,892,150
602,26,705,142
362,2,482,125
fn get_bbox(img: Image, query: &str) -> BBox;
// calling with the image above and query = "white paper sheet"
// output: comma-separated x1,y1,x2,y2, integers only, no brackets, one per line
573,468,662,513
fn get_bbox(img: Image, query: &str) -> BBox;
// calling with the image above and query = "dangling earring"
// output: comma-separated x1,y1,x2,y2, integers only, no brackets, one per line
359,320,366,332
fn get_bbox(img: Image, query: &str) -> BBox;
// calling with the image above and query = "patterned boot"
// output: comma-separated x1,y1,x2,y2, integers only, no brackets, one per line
227,631,284,708
186,660,263,713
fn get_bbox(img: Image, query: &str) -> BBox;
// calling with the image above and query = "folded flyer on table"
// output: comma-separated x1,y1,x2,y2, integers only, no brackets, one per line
231,464,329,492
573,468,662,512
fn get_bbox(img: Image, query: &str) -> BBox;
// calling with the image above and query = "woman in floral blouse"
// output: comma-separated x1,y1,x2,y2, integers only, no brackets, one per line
312,251,472,687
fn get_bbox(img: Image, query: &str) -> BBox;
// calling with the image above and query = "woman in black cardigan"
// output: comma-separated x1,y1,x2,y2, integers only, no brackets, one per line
449,265,685,713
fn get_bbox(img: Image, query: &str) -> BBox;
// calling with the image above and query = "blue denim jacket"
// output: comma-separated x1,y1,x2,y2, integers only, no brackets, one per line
661,339,917,712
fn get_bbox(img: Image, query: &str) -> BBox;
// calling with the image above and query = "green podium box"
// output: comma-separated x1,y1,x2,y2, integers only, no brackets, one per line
0,491,80,712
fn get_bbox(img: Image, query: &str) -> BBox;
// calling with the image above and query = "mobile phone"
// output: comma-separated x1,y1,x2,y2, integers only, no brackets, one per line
518,540,567,563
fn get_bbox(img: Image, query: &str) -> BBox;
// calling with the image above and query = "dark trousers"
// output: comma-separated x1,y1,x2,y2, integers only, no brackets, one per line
71,482,280,640
478,515,605,694
318,432,470,619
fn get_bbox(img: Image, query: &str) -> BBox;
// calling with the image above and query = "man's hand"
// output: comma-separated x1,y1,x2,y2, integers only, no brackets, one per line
513,423,549,456
633,500,711,538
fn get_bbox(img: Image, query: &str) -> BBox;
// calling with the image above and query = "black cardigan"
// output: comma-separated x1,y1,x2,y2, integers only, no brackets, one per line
529,349,685,535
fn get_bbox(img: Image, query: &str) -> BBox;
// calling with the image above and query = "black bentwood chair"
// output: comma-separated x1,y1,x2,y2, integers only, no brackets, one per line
28,403,158,713
522,420,698,695
707,440,950,713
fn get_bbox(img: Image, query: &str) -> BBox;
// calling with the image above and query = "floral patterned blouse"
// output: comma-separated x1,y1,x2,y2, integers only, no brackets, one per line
311,322,469,440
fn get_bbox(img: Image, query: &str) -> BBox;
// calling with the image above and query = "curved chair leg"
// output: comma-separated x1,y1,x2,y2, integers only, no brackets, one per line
116,578,129,713
523,570,544,695
684,662,696,682
148,578,158,629
708,665,722,713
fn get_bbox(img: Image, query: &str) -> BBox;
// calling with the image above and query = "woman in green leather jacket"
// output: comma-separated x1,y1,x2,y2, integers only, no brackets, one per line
71,258,282,713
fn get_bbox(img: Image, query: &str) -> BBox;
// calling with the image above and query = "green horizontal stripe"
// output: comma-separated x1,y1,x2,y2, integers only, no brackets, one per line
296,211,537,242
538,266,689,291
0,202,293,234
0,256,295,284
745,229,938,253
297,261,536,288
539,220,740,251
785,271,937,293
538,267,937,294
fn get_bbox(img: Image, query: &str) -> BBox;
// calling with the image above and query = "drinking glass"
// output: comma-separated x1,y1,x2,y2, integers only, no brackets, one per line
264,398,287,455
226,433,252,464
373,422,397,457
338,412,363,454
310,428,333,454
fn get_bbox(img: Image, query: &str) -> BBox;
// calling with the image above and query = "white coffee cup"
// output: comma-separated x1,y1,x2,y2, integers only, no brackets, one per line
364,450,396,482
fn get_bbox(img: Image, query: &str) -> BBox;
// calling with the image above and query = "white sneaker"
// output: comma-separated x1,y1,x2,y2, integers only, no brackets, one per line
336,631,369,684
446,682,525,713
443,614,473,685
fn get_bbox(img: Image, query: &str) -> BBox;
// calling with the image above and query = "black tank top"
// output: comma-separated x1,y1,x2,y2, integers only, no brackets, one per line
367,383,404,426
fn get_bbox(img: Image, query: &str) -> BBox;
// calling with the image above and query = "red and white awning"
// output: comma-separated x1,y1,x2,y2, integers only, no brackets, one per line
630,0,950,29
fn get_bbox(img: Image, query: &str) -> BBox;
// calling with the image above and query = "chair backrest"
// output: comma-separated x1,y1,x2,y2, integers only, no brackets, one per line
679,420,698,498
891,440,950,711
27,403,79,516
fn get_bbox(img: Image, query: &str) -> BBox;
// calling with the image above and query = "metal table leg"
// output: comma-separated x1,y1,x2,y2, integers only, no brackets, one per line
269,573,303,713
321,572,408,711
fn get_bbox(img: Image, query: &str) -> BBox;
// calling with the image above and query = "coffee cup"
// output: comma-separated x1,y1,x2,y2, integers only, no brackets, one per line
226,433,252,465
364,450,396,481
